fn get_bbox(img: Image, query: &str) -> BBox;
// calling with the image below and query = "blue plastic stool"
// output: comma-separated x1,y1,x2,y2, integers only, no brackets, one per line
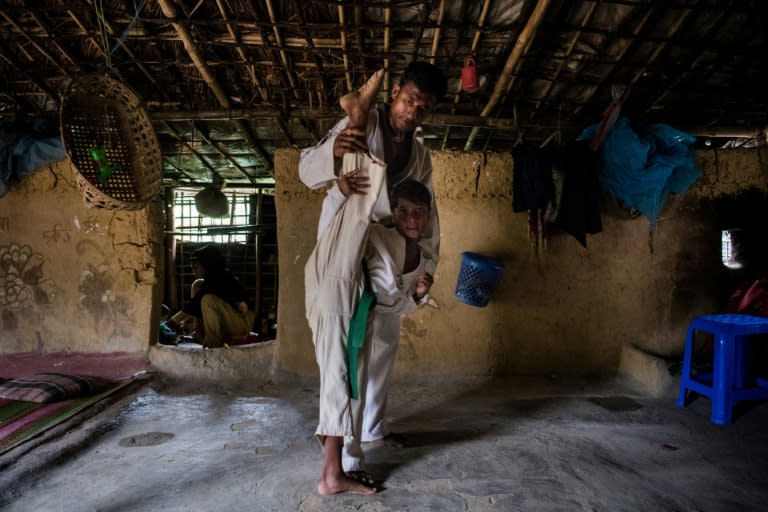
676,314,768,424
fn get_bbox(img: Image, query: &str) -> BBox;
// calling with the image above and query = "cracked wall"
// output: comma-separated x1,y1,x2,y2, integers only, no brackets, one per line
274,147,768,378
0,160,163,355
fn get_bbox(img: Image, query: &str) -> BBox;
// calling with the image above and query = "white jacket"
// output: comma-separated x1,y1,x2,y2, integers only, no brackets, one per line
366,224,430,316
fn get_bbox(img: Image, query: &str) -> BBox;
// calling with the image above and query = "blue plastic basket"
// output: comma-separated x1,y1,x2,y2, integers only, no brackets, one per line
454,252,504,307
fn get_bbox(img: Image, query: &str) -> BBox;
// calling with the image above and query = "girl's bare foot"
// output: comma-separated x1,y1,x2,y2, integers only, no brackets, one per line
317,473,378,495
340,69,385,129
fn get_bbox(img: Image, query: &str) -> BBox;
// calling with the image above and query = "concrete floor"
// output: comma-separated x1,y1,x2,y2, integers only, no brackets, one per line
1,375,767,512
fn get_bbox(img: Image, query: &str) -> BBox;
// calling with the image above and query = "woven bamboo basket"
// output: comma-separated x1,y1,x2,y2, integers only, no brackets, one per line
60,73,162,210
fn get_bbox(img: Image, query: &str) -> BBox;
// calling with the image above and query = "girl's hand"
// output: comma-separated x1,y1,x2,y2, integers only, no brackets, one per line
338,169,370,197
414,272,434,300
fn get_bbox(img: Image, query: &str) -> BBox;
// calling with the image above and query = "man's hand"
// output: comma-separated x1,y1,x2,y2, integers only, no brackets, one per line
333,127,368,159
414,272,434,300
338,168,370,197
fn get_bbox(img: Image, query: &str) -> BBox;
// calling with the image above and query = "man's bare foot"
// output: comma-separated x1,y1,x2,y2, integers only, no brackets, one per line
340,68,385,129
364,432,406,448
317,473,378,495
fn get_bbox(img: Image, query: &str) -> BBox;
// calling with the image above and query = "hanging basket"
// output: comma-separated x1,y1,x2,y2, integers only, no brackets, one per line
60,73,162,210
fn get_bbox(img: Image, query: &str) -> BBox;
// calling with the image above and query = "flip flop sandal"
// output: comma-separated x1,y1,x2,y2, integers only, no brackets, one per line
346,471,377,488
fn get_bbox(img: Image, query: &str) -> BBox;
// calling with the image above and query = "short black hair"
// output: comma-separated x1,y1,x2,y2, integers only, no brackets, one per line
192,244,226,270
391,180,432,210
400,61,447,100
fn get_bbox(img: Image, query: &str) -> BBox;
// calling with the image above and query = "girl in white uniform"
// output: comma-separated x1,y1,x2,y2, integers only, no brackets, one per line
342,181,434,474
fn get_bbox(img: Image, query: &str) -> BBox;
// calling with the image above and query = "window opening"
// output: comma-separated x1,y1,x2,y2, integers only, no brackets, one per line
722,228,744,270
167,188,278,341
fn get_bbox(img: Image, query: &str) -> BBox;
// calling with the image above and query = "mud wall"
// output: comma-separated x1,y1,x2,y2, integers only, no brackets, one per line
4,148,764,380
0,160,163,355
274,147,768,378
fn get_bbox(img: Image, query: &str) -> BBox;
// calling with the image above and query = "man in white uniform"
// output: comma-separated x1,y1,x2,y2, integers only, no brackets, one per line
304,151,386,495
300,62,447,487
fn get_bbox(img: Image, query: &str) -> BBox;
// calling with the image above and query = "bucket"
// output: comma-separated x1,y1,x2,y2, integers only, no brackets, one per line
454,252,504,307
461,57,479,92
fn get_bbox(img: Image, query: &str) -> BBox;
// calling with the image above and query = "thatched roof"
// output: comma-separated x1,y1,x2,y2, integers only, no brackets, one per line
1,0,766,188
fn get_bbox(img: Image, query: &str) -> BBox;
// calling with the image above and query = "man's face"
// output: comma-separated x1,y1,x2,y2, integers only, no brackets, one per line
392,198,430,240
388,82,437,134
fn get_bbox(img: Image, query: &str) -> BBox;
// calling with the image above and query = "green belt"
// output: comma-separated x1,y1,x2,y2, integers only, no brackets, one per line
348,262,376,400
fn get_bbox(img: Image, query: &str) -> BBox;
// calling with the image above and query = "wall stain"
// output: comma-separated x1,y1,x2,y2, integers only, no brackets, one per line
401,317,427,338
42,224,72,246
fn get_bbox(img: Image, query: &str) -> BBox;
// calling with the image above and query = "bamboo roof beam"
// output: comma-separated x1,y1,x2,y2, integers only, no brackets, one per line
157,0,269,176
161,121,217,174
338,4,353,92
0,8,71,78
570,6,655,117
571,3,692,122
150,108,521,129
237,2,310,144
0,43,57,109
27,10,79,68
383,0,391,99
527,0,597,121
214,0,268,103
643,5,732,115
627,7,693,88
464,0,551,150
265,0,299,98
163,156,197,183
354,4,367,70
80,0,157,85
411,1,432,61
190,121,255,182
290,0,330,115
429,0,447,65
243,0,294,107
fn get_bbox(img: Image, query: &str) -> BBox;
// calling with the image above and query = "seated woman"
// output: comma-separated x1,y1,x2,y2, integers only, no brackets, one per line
160,245,254,347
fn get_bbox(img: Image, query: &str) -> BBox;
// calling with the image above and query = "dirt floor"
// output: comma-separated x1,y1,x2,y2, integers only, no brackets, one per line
1,375,767,511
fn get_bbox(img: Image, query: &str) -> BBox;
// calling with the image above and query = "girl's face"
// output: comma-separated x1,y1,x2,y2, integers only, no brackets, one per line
392,198,430,240
192,261,205,279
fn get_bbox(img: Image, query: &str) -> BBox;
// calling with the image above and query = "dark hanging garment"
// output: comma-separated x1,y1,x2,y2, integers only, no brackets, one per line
512,145,554,213
555,141,602,247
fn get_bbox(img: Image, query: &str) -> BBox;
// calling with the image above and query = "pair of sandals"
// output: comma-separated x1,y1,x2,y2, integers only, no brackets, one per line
346,471,378,490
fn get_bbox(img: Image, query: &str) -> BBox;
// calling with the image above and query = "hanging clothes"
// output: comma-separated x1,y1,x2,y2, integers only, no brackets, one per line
512,145,554,257
553,141,603,247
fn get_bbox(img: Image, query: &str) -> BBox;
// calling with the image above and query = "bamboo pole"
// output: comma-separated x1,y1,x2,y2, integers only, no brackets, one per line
338,5,353,92
157,0,268,176
429,0,446,65
214,0,268,102
528,0,597,120
265,0,299,96
384,1,391,99
464,0,552,150
157,0,230,107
